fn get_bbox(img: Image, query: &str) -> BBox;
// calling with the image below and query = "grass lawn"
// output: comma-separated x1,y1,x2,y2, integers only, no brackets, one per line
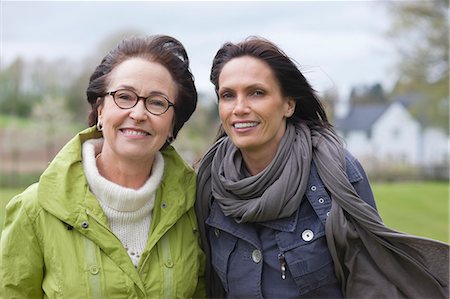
373,181,448,243
0,182,448,243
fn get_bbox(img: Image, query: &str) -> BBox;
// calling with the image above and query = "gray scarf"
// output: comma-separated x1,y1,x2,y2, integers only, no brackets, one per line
196,122,449,298
211,123,310,223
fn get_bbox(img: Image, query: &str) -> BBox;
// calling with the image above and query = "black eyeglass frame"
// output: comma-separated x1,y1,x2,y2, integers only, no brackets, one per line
105,89,175,116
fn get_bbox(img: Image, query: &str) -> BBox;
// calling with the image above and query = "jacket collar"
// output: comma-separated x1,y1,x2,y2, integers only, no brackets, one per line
37,126,195,227
38,126,105,226
36,126,197,293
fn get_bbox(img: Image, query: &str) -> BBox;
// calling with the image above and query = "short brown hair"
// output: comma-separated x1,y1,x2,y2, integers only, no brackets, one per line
86,35,197,139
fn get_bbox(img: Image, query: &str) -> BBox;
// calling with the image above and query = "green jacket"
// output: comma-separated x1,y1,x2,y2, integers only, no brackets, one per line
0,127,206,299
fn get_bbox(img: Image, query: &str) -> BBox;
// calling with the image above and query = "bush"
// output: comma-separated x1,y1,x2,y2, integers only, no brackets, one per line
0,172,40,188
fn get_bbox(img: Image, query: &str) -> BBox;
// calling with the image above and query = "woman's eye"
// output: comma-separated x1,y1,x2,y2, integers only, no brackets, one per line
252,90,265,97
220,92,234,100
147,98,165,107
120,95,132,101
117,92,134,101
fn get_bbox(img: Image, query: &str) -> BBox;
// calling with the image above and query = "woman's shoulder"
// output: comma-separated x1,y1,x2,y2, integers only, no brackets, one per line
162,145,194,170
342,150,365,183
161,145,196,185
195,137,226,176
5,183,43,223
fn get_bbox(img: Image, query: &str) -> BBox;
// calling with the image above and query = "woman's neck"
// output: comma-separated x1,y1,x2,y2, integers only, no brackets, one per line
96,151,154,190
241,149,277,176
239,124,286,176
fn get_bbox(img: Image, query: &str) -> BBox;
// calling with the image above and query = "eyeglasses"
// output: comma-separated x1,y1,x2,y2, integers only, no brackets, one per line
105,89,175,115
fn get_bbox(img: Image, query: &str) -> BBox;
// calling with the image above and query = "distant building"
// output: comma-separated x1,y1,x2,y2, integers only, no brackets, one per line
335,100,449,170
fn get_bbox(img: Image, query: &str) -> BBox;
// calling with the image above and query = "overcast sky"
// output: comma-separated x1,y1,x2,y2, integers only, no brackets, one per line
1,1,399,102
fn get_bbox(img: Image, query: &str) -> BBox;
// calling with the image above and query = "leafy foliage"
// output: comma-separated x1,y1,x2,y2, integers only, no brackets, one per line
0,59,35,117
173,93,220,164
386,0,449,132
349,83,388,106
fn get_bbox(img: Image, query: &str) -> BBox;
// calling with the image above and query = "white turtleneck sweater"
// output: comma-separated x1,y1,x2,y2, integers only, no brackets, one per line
82,138,164,267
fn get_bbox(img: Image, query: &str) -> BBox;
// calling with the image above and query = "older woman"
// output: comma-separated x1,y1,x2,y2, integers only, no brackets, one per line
196,37,448,298
0,35,205,298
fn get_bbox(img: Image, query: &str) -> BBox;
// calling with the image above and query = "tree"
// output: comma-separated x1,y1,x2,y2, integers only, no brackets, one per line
0,58,35,117
32,95,75,161
66,72,91,125
0,57,78,118
386,0,449,131
66,29,144,125
320,87,339,122
173,92,220,164
349,83,388,106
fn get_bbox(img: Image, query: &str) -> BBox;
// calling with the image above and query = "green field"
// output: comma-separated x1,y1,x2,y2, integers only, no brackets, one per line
0,182,448,242
373,181,448,243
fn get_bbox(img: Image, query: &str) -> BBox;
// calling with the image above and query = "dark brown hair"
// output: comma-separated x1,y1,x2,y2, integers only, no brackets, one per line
210,36,330,138
86,35,197,139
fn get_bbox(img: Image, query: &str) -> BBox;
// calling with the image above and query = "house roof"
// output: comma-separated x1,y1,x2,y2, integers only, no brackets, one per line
393,94,422,109
334,103,389,134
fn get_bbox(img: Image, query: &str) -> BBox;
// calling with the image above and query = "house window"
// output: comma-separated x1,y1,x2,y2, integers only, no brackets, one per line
391,128,400,138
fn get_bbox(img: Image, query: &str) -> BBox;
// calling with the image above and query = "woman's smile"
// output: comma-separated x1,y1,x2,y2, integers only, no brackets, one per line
232,121,259,130
98,58,176,163
218,56,295,161
120,128,151,138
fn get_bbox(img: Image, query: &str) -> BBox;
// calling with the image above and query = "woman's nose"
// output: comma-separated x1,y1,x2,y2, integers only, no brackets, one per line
129,99,148,121
232,96,250,115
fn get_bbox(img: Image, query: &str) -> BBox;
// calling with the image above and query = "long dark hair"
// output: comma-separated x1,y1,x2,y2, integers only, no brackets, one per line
210,36,330,139
86,35,197,139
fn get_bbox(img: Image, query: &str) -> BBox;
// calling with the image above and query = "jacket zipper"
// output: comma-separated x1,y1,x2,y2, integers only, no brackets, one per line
278,253,287,280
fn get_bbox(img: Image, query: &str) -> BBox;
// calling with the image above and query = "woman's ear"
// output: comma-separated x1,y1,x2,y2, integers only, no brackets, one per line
96,97,104,131
97,97,105,121
285,97,296,118
168,116,176,141
96,97,103,116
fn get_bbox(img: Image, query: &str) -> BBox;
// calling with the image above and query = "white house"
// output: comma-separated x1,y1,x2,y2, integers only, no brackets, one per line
335,101,449,168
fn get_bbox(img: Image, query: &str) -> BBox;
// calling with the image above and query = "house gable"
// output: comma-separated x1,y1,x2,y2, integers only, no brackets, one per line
335,104,388,136
334,97,448,172
371,102,421,164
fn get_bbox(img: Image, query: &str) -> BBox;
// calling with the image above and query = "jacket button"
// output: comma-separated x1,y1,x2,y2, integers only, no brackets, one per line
165,259,174,268
89,265,99,275
81,221,89,229
214,228,220,238
310,185,317,191
302,229,314,242
252,249,262,263
318,198,324,204
326,211,330,217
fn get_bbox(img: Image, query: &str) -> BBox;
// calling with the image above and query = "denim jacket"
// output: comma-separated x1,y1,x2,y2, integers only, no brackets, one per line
205,153,376,298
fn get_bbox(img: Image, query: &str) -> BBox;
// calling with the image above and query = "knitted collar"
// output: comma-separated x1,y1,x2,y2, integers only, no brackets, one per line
82,138,164,212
